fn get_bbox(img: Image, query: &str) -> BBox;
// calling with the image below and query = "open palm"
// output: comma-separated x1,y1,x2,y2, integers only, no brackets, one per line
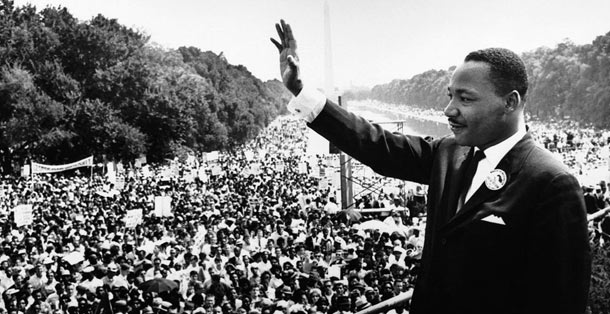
270,19,303,96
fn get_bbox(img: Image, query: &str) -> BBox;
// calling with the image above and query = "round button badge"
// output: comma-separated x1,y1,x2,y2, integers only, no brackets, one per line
485,169,507,190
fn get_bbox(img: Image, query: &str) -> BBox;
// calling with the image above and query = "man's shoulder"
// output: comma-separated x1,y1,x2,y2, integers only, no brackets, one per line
521,140,571,177
516,138,583,195
430,135,472,159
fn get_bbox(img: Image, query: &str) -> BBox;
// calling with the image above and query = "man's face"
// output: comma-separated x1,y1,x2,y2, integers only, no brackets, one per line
205,296,215,307
445,61,512,149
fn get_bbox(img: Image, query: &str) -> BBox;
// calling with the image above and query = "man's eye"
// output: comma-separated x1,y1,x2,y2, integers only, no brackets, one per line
461,97,473,102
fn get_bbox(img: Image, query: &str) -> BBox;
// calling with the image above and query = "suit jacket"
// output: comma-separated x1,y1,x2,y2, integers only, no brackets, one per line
308,101,591,314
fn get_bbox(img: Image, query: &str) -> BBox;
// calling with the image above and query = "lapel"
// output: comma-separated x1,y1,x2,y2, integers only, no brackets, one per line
435,146,472,227
440,134,534,234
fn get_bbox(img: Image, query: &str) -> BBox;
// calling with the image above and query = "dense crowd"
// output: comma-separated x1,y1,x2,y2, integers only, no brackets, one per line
0,117,422,314
0,110,608,314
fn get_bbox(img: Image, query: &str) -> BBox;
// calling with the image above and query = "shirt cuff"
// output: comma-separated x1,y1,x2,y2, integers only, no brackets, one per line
287,86,326,123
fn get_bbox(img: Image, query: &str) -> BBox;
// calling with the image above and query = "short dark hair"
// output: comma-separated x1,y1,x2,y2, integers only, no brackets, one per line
465,48,528,99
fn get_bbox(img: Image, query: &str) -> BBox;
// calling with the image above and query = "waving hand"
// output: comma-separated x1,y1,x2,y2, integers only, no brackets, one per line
270,19,303,96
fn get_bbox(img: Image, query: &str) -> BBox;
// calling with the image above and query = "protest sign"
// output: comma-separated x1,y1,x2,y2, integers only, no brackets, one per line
115,176,125,191
244,150,254,161
211,165,222,176
21,164,30,177
14,204,33,227
154,196,172,217
197,167,208,182
135,155,147,168
319,179,329,190
298,162,307,174
310,163,320,178
250,163,262,176
161,167,173,180
258,149,267,159
116,162,124,174
186,154,197,168
141,165,152,178
183,170,195,183
206,151,219,162
124,209,143,228
328,265,342,279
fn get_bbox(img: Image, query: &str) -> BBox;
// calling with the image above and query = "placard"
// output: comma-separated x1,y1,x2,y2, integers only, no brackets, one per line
124,209,143,228
154,196,172,217
14,204,33,227
298,162,307,174
206,151,219,162
244,150,254,161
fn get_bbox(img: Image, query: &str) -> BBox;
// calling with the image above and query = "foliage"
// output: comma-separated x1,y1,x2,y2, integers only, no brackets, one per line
0,0,290,172
347,33,610,129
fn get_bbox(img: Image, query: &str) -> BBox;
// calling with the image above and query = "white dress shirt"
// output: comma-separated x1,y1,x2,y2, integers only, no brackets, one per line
464,126,527,203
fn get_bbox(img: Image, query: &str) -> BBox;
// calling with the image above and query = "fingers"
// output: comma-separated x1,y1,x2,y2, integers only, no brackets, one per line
275,22,285,46
271,20,297,52
282,20,297,49
270,38,282,52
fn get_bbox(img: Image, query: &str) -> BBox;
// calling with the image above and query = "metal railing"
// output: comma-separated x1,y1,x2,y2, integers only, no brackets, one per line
355,291,413,314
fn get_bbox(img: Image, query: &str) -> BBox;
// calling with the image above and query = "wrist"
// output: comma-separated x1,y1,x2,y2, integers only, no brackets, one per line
289,81,303,96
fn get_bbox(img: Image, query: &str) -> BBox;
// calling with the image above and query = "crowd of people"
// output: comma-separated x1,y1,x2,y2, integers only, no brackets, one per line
0,109,607,314
0,117,423,314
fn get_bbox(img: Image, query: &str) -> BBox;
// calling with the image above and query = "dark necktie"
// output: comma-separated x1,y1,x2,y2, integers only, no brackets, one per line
456,149,486,213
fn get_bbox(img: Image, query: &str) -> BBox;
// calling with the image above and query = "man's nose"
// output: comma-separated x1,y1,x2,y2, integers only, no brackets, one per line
444,99,458,117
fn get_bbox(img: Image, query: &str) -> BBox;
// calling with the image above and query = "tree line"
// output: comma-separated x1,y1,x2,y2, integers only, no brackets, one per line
345,32,610,130
0,0,290,173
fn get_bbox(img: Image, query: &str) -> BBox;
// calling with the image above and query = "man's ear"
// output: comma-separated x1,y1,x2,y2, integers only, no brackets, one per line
504,90,521,112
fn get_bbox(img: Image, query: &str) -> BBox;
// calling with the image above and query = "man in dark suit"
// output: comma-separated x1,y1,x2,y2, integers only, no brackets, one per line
270,20,590,314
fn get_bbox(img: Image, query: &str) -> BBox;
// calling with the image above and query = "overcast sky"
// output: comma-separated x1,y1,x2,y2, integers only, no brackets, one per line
13,0,610,90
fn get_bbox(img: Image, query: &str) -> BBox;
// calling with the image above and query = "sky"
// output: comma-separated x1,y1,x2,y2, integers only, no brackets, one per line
12,0,610,90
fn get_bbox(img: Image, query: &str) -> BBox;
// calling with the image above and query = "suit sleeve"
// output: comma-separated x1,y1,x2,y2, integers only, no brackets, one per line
525,173,591,314
308,100,437,184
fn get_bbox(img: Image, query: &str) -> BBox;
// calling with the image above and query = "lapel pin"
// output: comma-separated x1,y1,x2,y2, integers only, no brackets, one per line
485,169,507,190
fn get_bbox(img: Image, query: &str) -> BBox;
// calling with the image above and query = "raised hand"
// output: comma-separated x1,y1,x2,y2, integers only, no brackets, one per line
270,19,303,96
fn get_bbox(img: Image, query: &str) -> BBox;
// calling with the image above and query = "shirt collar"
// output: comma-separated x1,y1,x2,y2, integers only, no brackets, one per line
478,124,527,168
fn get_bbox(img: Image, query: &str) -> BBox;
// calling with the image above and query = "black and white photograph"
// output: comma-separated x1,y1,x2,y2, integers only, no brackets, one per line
0,0,609,313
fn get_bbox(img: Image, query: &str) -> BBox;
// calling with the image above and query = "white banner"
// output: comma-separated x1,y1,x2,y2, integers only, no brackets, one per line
14,204,33,227
31,156,93,174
